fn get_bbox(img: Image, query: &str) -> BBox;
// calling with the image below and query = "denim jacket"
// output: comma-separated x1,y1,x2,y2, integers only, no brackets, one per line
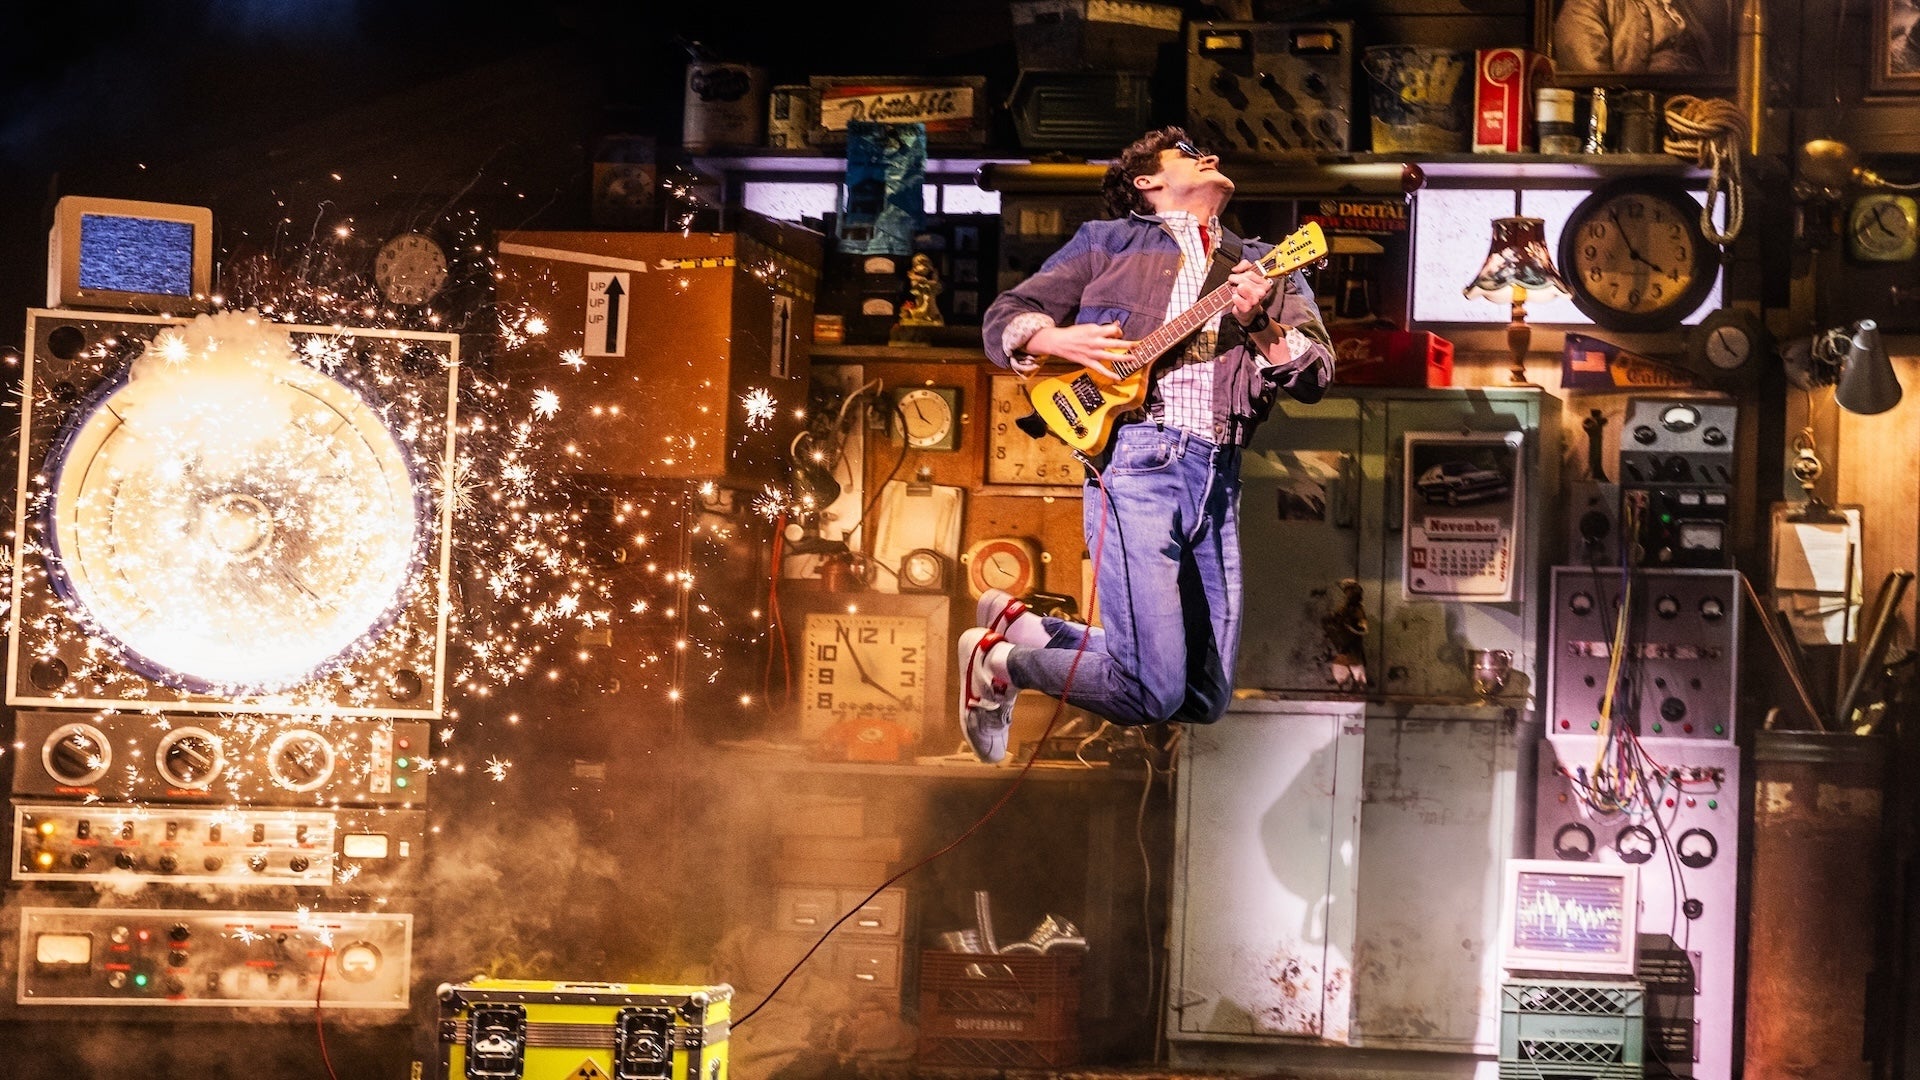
982,211,1334,447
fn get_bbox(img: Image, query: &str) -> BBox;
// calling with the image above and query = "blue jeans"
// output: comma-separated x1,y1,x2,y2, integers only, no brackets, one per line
1005,422,1242,726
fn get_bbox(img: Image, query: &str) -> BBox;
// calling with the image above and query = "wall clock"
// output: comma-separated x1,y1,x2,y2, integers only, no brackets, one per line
891,386,961,451
897,547,950,593
1557,178,1719,332
373,232,450,306
984,374,1085,490
1686,306,1768,388
962,536,1041,600
792,592,950,743
1847,193,1919,263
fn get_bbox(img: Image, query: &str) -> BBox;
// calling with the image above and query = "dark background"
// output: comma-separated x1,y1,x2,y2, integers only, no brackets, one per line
0,0,1038,341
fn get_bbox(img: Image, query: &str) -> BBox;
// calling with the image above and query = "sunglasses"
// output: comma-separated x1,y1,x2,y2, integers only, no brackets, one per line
1173,141,1212,160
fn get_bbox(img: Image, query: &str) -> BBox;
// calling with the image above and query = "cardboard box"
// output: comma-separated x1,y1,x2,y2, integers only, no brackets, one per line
1472,48,1550,153
493,213,821,485
1331,329,1454,387
438,978,730,1080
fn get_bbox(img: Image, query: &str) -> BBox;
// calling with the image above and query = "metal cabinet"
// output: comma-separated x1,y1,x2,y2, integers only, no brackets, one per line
1235,387,1558,701
1167,702,1533,1064
1166,700,1366,1046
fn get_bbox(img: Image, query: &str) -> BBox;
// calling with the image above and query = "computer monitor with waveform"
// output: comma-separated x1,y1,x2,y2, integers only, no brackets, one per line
1499,858,1639,977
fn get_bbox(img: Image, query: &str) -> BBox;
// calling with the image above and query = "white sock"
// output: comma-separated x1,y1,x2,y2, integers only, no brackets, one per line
986,640,1015,685
1003,612,1050,649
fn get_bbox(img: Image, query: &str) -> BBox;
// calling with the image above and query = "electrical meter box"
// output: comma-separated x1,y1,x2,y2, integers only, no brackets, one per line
438,978,731,1080
493,213,821,485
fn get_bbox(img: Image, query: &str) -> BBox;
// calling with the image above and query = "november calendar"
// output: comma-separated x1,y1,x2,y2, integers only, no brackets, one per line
1402,431,1524,602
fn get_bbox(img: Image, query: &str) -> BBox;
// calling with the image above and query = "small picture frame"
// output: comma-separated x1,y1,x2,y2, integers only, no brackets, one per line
1874,0,1920,94
1535,0,1736,87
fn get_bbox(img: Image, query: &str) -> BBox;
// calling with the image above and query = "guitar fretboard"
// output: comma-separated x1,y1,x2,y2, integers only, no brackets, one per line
1113,242,1306,378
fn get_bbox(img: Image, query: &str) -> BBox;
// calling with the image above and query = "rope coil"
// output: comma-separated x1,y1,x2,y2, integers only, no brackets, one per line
1662,95,1748,245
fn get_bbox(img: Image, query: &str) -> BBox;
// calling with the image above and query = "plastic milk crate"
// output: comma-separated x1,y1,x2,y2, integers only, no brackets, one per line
916,951,1082,1067
1498,978,1645,1080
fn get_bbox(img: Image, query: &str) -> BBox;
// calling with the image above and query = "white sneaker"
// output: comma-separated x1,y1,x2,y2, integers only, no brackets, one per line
957,627,1015,763
977,588,1047,646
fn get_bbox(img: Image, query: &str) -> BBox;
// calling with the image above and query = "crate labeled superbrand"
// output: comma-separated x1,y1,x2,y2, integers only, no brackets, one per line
438,978,730,1080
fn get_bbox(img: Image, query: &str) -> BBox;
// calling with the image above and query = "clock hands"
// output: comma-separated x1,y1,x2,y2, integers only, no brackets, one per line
1608,208,1668,275
836,623,904,703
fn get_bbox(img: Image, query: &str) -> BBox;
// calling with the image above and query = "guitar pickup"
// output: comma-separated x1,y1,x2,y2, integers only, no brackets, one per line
1050,390,1088,437
1069,374,1104,413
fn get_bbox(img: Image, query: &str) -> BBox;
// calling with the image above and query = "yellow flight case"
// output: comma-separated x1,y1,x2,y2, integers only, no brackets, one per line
438,978,731,1080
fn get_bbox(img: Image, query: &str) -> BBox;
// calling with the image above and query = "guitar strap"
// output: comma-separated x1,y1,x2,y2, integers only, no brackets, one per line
1143,231,1243,423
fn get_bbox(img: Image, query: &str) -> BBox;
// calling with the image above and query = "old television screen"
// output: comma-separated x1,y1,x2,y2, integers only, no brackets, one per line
1500,858,1638,977
48,196,212,313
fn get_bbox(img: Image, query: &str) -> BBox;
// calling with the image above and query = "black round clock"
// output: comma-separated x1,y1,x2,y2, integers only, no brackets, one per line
1558,177,1720,332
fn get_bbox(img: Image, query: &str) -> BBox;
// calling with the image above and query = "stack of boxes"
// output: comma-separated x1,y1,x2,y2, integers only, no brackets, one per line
766,795,908,1005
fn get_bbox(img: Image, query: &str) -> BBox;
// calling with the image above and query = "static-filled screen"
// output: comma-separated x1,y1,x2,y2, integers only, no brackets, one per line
78,213,195,296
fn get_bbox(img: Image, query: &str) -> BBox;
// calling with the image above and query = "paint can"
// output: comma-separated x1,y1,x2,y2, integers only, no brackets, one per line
683,61,767,152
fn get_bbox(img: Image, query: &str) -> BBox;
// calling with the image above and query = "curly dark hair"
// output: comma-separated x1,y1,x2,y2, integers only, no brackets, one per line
1100,126,1195,218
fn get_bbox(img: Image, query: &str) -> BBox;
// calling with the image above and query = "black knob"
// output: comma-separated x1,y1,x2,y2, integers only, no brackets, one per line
289,856,310,873
157,854,179,874
1660,697,1687,722
114,852,136,870
1633,424,1657,444
203,855,223,872
1703,427,1726,446
169,925,191,942
247,856,267,873
69,851,91,869
168,951,189,967
164,976,185,995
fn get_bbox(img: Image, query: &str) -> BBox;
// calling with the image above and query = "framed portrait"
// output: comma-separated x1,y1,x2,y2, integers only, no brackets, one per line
1535,0,1736,87
1874,0,1920,93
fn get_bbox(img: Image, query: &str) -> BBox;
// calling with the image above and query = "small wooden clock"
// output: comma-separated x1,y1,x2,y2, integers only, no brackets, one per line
985,374,1086,490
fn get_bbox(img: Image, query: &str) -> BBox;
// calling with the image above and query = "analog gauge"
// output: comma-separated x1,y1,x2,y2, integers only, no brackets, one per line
267,729,337,792
1699,596,1726,621
1569,591,1595,616
42,722,111,787
1553,822,1596,861
1654,594,1681,619
1615,824,1657,864
155,727,223,790
1659,403,1701,432
1676,827,1720,869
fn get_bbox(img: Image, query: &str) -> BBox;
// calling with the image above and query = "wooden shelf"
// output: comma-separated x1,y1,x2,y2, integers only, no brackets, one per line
811,344,984,363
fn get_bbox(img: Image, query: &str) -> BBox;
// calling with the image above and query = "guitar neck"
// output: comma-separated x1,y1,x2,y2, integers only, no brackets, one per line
1115,283,1237,378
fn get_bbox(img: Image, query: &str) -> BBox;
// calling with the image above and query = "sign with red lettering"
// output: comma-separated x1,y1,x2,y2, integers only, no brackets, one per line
810,76,989,146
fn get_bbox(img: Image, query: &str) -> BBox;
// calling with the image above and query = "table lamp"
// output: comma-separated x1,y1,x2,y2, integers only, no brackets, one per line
1463,216,1571,386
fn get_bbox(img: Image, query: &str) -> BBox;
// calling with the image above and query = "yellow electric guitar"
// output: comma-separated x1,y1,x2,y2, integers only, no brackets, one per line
1024,221,1328,456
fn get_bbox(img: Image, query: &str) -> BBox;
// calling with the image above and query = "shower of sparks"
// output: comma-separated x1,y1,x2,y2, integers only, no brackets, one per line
5,187,811,811
742,387,777,431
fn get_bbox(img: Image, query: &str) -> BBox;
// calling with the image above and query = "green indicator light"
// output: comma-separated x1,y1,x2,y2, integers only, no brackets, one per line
395,757,409,769
395,776,408,788
1708,799,1718,809
1713,724,1724,734
1590,720,1600,730
1652,723,1663,733
133,973,148,987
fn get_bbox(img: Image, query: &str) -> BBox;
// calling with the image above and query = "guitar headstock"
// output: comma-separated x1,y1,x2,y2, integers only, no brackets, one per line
1257,221,1329,278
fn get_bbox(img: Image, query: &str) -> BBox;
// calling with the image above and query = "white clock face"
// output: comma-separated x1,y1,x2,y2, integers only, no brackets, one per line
896,387,957,449
1703,324,1752,370
374,232,449,306
964,537,1040,599
800,612,930,737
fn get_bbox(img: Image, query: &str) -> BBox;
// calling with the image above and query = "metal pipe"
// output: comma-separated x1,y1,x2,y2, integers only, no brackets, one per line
973,161,1427,198
1835,569,1914,731
1736,0,1767,156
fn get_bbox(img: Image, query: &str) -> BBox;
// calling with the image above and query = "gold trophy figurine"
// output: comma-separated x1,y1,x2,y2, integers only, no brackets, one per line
898,253,944,326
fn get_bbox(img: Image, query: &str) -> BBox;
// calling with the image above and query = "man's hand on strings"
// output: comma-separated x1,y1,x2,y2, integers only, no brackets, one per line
1022,321,1134,381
